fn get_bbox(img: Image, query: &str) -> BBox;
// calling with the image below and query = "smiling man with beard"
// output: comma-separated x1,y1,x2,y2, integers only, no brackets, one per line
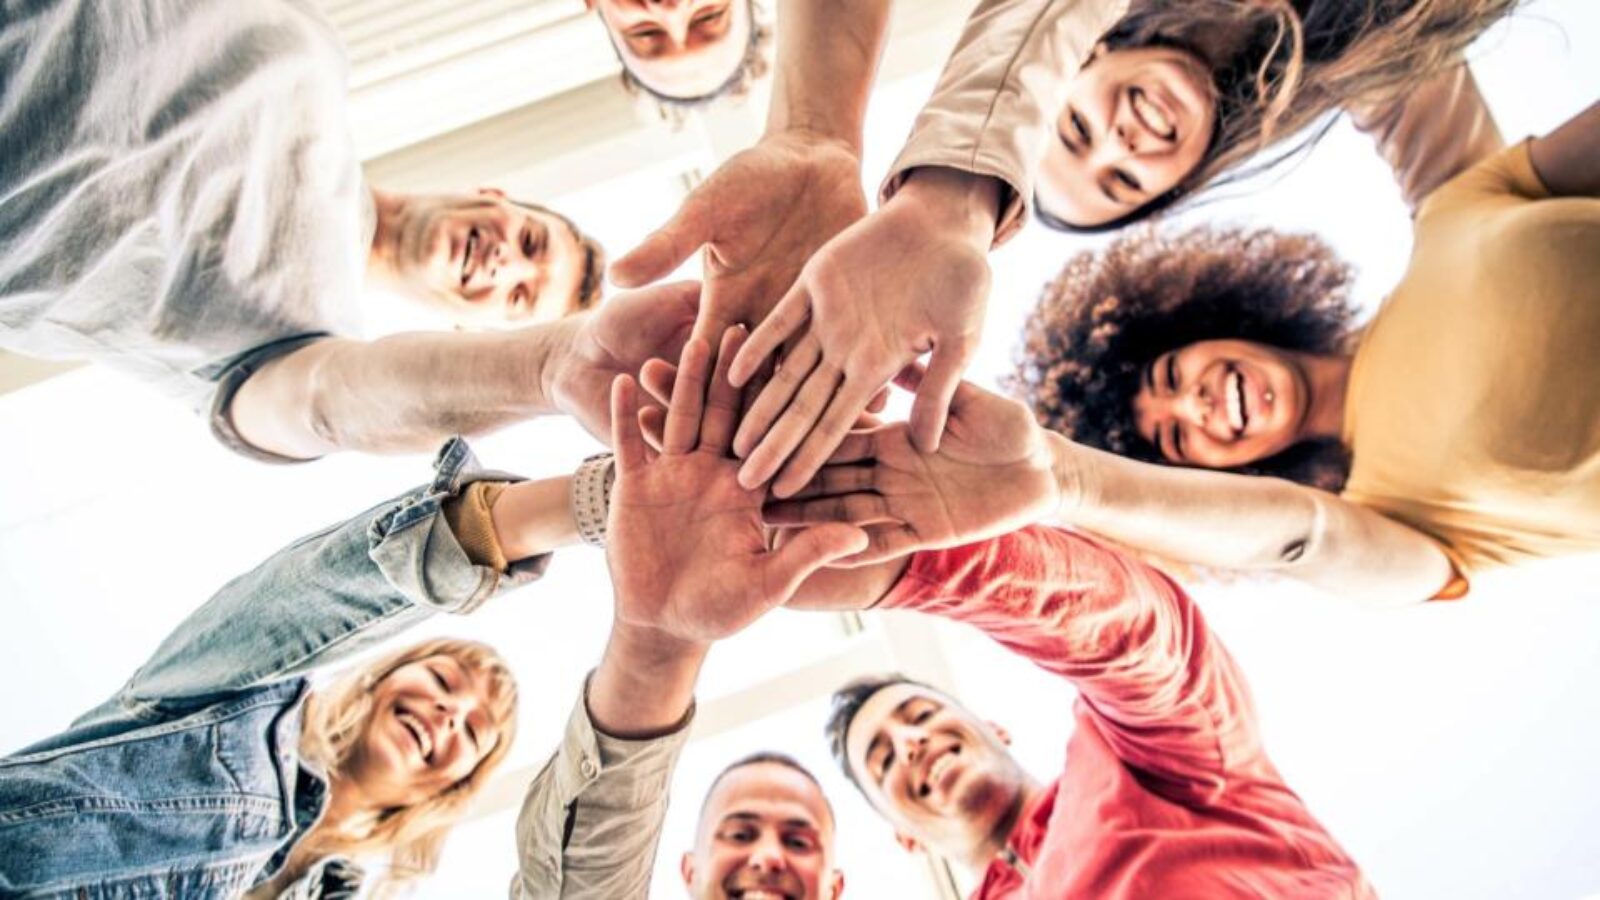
681,752,844,900
0,0,608,464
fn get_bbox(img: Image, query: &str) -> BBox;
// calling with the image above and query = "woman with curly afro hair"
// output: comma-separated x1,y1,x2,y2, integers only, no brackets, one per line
1003,97,1600,606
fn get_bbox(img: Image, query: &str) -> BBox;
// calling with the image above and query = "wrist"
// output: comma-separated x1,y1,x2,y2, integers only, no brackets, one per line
1045,430,1089,524
765,122,865,161
589,621,708,738
490,475,579,562
890,167,1002,249
534,314,584,417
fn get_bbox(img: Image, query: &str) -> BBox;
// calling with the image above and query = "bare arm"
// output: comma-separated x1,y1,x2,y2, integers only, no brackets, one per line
1529,99,1600,197
766,0,890,150
1054,434,1454,607
227,281,700,459
1347,62,1504,212
230,326,574,459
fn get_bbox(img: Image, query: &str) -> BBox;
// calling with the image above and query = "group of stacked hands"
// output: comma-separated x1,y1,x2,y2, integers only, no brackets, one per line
1,0,1597,897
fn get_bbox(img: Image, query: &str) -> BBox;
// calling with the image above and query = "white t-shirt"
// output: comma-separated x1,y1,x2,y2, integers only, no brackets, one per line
0,0,370,414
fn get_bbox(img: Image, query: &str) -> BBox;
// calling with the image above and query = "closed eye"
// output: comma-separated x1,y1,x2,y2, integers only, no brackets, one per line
1165,354,1179,392
1114,169,1143,193
431,668,450,693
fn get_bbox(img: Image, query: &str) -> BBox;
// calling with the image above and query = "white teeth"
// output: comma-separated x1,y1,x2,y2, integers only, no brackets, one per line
928,751,956,791
1133,89,1173,138
398,710,432,760
1226,370,1246,434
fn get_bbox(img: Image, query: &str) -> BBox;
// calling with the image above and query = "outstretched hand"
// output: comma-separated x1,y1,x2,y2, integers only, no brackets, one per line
762,368,1060,566
609,132,868,343
726,168,1000,499
606,328,868,646
548,281,700,444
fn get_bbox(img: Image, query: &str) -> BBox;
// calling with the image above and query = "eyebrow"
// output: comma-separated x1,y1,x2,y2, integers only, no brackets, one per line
866,696,924,782
722,812,819,829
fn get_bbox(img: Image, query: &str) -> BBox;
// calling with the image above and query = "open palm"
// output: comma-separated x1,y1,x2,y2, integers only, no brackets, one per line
606,330,866,644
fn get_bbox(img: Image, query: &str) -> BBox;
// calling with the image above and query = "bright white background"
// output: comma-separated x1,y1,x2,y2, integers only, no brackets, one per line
2,2,1598,897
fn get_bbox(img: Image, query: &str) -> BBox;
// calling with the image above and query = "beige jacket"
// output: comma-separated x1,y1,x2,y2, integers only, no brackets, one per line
510,681,693,900
881,0,1130,245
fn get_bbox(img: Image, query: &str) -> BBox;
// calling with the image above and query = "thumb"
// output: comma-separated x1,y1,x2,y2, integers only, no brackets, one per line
610,206,706,288
762,523,870,600
908,340,973,453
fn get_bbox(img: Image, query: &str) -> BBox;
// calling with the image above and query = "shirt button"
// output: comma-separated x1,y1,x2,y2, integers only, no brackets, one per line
579,757,598,779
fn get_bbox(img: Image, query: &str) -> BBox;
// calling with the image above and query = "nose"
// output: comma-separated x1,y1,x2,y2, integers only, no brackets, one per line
1114,122,1140,154
1173,382,1213,429
747,832,790,874
487,238,538,286
890,725,929,766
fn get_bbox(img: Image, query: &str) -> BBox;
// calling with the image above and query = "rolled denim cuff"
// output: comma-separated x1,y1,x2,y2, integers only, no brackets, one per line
368,437,550,614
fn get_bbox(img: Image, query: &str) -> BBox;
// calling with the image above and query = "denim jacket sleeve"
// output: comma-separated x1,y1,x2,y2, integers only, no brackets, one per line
510,676,692,900
81,438,548,730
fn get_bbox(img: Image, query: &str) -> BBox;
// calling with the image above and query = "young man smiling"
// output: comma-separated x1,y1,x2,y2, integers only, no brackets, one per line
0,0,607,463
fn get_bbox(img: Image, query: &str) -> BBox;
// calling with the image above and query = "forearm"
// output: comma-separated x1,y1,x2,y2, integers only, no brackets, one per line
784,555,910,611
1530,99,1600,197
230,322,577,458
765,0,891,152
588,623,707,738
1347,62,1503,212
1052,434,1450,606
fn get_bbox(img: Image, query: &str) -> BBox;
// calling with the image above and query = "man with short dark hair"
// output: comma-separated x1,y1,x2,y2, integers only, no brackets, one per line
0,0,615,463
764,377,1375,899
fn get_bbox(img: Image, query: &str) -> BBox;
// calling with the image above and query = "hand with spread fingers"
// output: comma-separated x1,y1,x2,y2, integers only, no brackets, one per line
762,369,1061,567
548,280,700,444
609,132,868,344
605,328,869,647
726,167,1003,500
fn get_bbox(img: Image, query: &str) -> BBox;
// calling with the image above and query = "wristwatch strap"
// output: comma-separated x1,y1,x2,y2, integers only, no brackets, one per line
572,453,616,547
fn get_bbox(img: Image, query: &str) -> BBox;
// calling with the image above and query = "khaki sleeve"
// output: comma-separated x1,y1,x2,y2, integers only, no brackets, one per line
1346,63,1504,214
511,678,694,900
880,0,1130,245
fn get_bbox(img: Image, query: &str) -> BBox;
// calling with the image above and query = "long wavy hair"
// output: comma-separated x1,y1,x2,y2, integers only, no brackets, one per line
1011,225,1361,491
279,638,519,896
1040,0,1520,231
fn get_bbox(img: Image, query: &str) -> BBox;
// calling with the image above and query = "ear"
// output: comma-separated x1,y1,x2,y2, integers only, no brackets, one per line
894,831,922,854
985,720,1013,746
1086,41,1107,65
583,0,597,9
477,187,507,200
828,869,846,900
679,851,696,889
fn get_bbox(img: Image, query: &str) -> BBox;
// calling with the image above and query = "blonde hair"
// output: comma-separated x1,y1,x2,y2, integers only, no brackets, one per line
277,638,519,896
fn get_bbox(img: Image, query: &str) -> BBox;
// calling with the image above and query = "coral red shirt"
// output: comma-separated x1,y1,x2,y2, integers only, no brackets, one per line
879,527,1375,900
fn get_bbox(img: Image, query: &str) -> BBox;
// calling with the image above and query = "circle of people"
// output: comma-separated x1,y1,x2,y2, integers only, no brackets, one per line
1,0,1594,897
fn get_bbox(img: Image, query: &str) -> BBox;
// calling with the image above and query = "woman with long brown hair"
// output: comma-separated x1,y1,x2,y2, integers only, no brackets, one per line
716,0,1518,506
0,440,579,897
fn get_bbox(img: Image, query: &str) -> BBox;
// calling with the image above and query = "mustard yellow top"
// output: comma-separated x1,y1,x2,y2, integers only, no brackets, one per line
1342,141,1600,592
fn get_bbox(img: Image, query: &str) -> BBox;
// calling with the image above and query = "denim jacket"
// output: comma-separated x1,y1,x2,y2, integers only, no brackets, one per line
0,439,545,899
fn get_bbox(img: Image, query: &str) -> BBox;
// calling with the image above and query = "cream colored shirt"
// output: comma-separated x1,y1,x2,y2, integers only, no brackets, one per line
881,0,1130,245
1342,142,1600,590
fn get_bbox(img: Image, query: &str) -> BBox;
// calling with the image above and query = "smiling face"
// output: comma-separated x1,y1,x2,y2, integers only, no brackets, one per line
682,761,842,900
389,188,600,328
1132,339,1312,469
1037,45,1217,228
589,0,752,100
341,654,506,810
844,684,1025,862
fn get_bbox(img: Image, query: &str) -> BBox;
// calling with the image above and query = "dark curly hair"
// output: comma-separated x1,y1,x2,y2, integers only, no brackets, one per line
1037,0,1519,232
1011,226,1361,491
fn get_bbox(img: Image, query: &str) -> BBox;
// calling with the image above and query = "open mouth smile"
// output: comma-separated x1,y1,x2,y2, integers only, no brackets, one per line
459,227,480,289
1129,86,1176,142
919,743,961,800
396,707,435,764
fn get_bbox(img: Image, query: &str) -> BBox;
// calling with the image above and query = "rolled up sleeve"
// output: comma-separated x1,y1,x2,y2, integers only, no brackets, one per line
512,678,693,900
880,0,1129,244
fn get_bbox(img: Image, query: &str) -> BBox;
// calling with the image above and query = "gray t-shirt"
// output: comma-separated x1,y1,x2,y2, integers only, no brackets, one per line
0,0,369,414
